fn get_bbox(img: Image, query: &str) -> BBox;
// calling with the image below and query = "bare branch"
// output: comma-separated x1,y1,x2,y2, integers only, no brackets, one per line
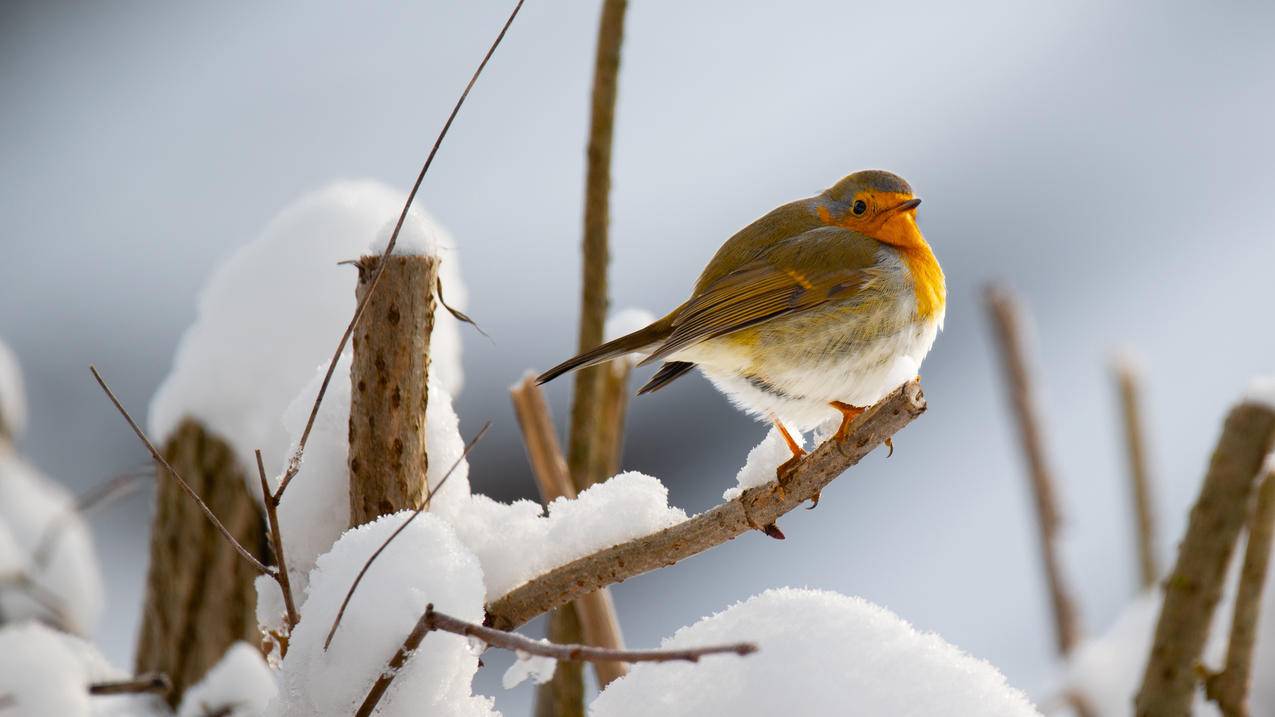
257,450,299,633
88,673,171,696
1135,401,1275,716
984,285,1081,656
276,0,526,501
1205,459,1275,716
322,423,490,651
487,379,926,631
0,572,73,632
358,603,754,717
88,366,271,576
32,469,148,568
1114,354,1160,588
511,375,628,685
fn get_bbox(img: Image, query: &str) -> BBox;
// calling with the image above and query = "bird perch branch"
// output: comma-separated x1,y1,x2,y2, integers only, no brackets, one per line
486,379,926,631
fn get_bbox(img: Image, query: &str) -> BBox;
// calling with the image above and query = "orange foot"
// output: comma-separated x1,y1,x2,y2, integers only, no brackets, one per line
830,401,866,442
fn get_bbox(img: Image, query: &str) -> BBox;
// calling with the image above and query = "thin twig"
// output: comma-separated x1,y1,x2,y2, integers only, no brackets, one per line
984,285,1081,656
256,450,299,632
276,0,526,501
322,423,490,651
357,603,754,717
1135,401,1275,716
1114,354,1160,588
0,572,74,632
88,673,171,696
487,379,926,630
89,366,271,576
31,469,149,568
1205,458,1275,716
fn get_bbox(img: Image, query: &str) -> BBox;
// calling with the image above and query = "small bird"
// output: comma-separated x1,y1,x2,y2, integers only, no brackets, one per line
539,170,944,488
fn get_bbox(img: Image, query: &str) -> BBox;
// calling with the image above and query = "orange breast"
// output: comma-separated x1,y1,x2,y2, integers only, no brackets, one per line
900,243,945,321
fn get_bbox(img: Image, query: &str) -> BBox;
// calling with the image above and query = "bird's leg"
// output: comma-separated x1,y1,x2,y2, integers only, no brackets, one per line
829,401,866,442
773,419,805,488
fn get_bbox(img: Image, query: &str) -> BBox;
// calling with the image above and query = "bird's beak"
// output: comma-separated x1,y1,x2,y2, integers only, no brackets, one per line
891,198,922,213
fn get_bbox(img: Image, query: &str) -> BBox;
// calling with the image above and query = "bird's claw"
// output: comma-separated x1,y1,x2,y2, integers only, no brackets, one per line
806,491,821,510
885,437,894,458
761,522,786,540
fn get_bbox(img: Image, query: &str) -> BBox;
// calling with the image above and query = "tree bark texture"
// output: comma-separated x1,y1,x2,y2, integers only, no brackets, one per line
348,254,438,527
134,419,266,707
1135,401,1275,717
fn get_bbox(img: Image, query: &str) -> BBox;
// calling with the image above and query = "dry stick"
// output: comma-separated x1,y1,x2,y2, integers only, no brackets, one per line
347,254,438,527
276,0,526,502
1205,457,1275,716
1114,355,1160,588
983,286,1081,656
1134,402,1275,717
357,604,755,717
588,359,633,482
567,0,629,493
487,380,927,630
256,450,299,632
88,673,171,696
322,423,490,651
31,469,148,568
89,366,271,576
511,375,629,686
552,4,629,709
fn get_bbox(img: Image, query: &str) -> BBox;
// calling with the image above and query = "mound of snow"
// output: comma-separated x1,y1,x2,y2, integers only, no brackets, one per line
451,472,687,599
0,622,153,717
148,180,467,481
274,512,495,717
0,448,103,635
591,588,1041,717
178,642,277,717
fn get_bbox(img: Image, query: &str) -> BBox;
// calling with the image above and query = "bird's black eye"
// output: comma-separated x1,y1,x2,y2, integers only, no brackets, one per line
852,199,868,215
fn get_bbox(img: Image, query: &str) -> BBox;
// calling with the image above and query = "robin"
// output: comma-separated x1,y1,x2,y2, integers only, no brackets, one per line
539,170,944,489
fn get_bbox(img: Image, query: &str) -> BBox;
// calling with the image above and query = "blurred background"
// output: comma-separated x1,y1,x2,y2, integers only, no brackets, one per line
2,0,1274,712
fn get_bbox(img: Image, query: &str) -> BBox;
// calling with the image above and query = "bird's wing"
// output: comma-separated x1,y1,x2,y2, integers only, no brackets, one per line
640,226,884,365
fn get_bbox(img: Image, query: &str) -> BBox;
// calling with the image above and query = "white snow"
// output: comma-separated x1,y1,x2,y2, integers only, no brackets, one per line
604,309,656,366
723,424,804,501
501,647,557,689
0,622,112,717
148,180,467,483
368,211,444,257
451,472,687,599
1246,375,1275,412
178,642,277,717
0,447,104,635
0,339,26,441
590,588,1041,717
257,355,473,635
273,511,496,717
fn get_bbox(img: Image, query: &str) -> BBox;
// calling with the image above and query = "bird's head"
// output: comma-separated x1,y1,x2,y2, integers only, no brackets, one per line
819,170,924,249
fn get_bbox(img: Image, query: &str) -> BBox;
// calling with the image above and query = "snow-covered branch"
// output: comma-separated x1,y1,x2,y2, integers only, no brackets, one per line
485,379,926,631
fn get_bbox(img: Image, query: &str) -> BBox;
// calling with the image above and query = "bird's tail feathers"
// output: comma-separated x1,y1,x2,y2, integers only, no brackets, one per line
537,315,675,385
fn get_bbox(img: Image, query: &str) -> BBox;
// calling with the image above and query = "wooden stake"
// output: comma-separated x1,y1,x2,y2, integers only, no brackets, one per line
348,254,438,527
134,420,266,707
513,375,629,686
